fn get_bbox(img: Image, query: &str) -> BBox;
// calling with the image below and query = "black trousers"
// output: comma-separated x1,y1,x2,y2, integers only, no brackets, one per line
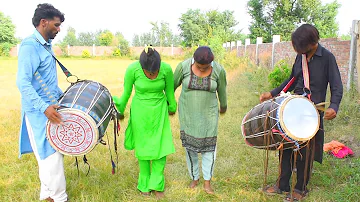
277,140,315,192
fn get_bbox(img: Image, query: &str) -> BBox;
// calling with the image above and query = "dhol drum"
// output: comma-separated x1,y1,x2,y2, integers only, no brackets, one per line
46,80,117,156
241,93,320,150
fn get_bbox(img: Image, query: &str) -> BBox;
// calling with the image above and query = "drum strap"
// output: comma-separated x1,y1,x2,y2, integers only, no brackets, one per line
34,38,73,78
33,37,76,105
302,54,311,99
281,54,311,99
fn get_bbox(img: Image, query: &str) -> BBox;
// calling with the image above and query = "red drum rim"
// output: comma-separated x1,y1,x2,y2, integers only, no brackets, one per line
46,108,99,156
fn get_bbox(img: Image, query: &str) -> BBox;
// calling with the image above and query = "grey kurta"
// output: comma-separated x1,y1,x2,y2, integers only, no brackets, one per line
174,58,227,153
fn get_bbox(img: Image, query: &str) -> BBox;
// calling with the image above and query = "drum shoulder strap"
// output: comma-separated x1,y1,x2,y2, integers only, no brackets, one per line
301,54,311,99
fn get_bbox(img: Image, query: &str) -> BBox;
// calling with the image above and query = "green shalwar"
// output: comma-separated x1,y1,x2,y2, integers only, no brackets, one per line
113,61,177,192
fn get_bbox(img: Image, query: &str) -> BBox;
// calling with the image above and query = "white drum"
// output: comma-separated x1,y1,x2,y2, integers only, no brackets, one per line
241,93,320,150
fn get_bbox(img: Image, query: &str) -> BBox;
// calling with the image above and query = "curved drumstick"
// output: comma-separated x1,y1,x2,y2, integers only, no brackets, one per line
315,102,330,112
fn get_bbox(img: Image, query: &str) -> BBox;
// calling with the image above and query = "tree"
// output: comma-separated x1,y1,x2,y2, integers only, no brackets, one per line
132,33,152,47
247,0,340,42
98,30,114,46
312,1,340,38
61,26,78,46
0,11,16,45
132,21,180,47
132,34,141,46
178,9,207,47
78,32,96,46
0,11,16,56
140,32,153,46
150,21,180,47
113,32,130,55
178,9,241,46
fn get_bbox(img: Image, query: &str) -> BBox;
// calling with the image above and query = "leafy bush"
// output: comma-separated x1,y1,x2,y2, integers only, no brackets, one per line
220,51,245,71
112,48,121,57
243,67,271,94
182,46,198,59
81,49,91,58
268,59,291,88
58,42,69,57
118,40,130,56
0,42,13,56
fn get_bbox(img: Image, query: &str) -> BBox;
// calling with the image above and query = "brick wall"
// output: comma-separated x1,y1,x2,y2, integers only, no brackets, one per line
258,43,273,67
10,46,184,57
236,38,354,86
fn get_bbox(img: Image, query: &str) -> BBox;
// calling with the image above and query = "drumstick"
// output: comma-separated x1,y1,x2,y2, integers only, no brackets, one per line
315,102,329,112
316,106,326,112
315,102,329,107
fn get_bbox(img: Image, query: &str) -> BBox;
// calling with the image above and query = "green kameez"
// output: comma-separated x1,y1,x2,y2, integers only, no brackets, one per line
174,58,227,153
113,61,177,160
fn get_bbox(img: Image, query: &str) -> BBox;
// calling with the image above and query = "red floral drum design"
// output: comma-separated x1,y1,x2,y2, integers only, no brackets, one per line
47,109,98,156
46,80,117,156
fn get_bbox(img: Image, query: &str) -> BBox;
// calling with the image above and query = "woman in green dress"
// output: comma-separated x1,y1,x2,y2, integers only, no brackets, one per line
113,46,177,198
174,46,227,194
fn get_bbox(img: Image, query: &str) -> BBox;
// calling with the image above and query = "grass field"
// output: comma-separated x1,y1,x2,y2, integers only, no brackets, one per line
0,58,359,202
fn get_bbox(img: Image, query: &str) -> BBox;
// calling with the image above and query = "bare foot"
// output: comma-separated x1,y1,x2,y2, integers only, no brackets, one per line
189,179,199,188
140,191,150,196
45,197,54,202
204,180,214,194
154,191,165,199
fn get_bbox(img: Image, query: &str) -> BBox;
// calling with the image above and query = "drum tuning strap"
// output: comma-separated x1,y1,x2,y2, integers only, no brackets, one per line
112,109,121,172
74,155,91,177
262,112,272,188
75,157,79,177
106,123,117,175
83,155,90,176
276,146,284,188
290,150,298,201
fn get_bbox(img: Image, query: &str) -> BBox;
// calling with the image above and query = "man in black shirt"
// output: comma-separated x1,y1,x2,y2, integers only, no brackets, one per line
260,24,343,201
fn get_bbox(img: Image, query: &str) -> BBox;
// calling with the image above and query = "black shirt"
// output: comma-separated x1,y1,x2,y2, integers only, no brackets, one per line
271,43,343,112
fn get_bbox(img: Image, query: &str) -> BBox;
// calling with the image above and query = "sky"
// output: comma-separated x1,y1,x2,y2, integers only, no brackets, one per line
1,0,359,44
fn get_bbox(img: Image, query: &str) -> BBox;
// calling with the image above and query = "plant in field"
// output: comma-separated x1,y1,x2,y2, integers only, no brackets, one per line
112,48,121,57
268,59,291,88
82,50,91,58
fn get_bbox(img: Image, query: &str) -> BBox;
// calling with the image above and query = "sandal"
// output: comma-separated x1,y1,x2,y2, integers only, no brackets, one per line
283,189,309,201
262,185,289,195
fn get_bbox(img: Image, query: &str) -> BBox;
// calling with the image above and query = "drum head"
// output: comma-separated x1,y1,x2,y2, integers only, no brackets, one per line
279,96,320,141
46,108,99,156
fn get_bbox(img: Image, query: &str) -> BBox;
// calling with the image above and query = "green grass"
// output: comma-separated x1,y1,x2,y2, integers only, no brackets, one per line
0,58,359,201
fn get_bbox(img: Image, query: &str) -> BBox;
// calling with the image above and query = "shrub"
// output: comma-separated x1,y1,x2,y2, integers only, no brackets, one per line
118,40,130,56
112,48,121,57
220,51,245,71
268,59,291,88
81,49,91,58
0,42,13,56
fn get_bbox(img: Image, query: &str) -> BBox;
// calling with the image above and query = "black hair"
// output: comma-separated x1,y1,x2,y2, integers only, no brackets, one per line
139,46,161,73
193,46,214,65
32,3,65,27
291,24,320,53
